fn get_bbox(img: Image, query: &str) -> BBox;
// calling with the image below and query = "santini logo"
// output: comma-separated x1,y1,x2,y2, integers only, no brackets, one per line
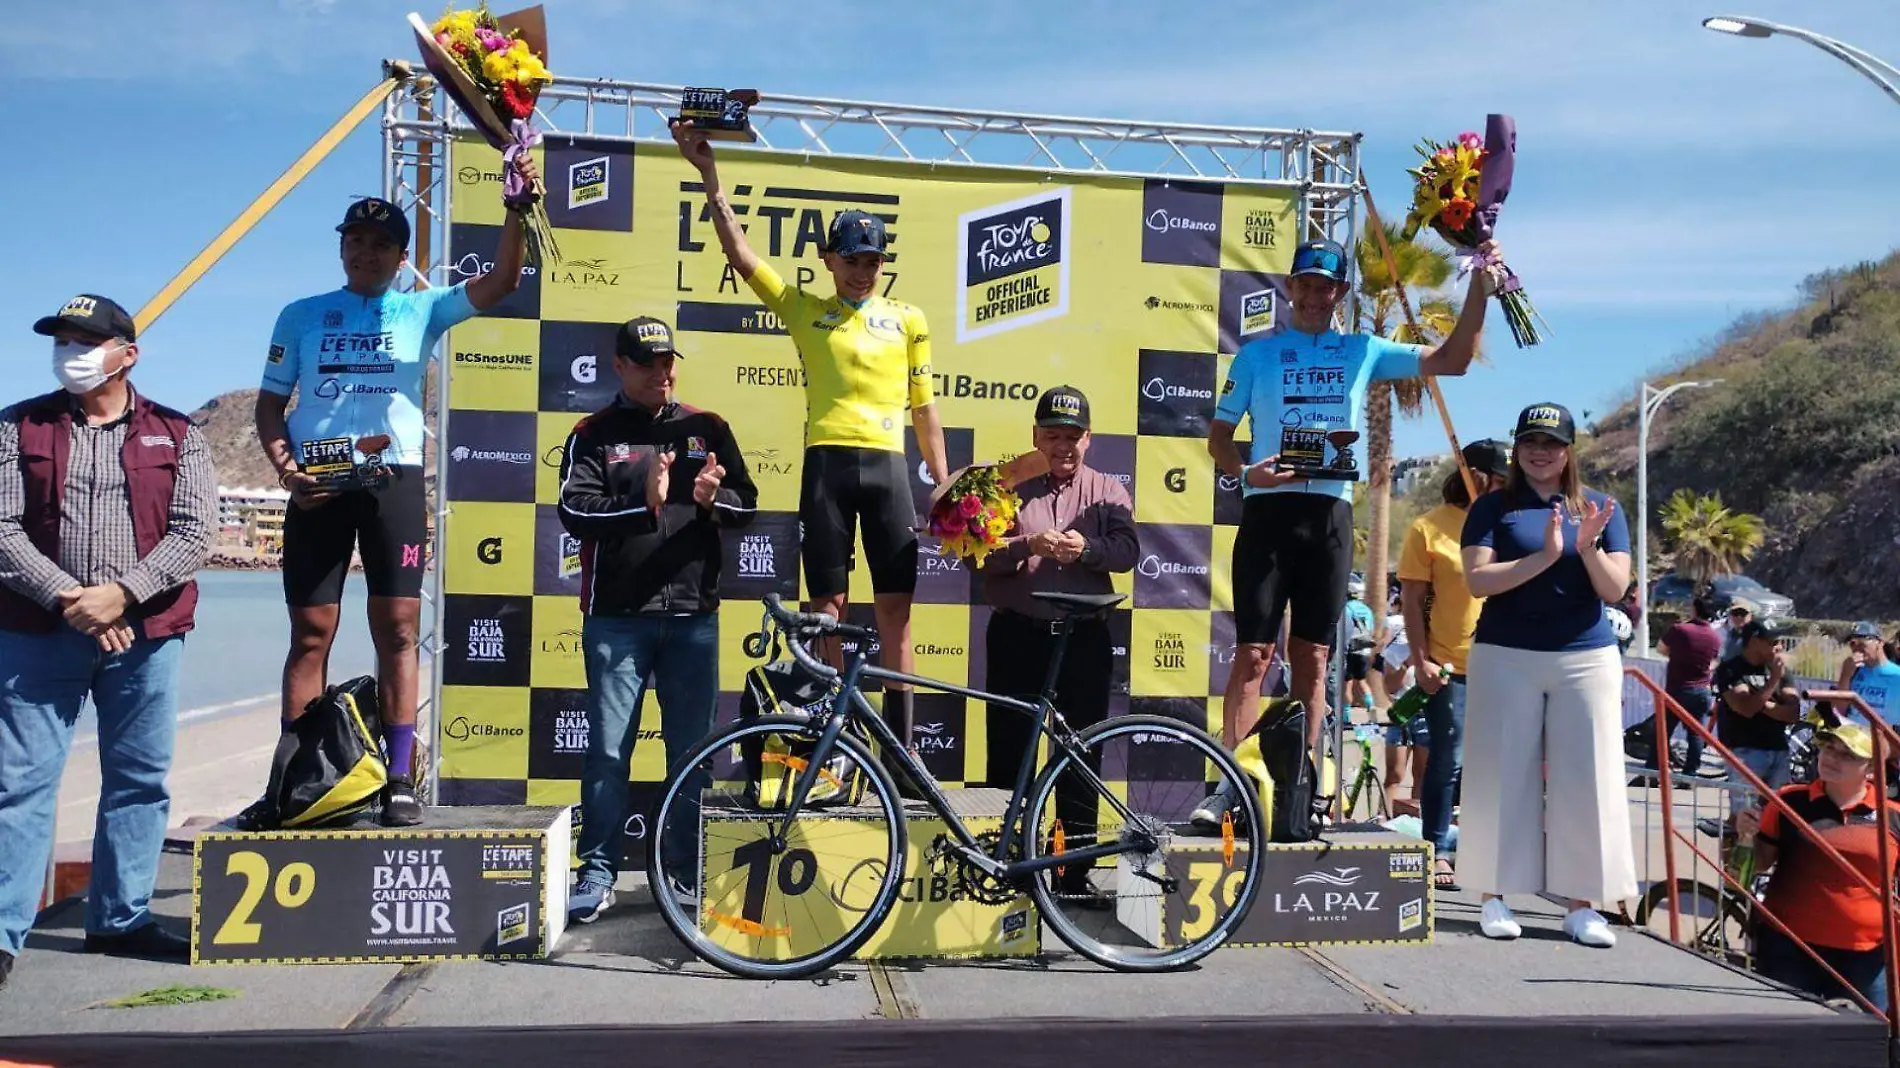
1145,208,1217,234
1137,555,1210,579
1292,867,1362,888
1142,377,1214,402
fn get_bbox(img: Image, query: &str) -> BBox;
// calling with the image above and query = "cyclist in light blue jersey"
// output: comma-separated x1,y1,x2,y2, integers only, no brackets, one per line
1194,236,1498,826
245,158,537,829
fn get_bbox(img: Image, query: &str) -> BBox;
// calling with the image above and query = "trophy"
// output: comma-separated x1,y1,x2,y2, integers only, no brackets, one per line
672,88,761,142
1275,428,1362,481
300,434,394,493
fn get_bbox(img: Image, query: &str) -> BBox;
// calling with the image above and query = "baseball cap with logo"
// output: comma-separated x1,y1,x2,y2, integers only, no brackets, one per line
826,210,889,258
615,316,684,364
1851,620,1882,640
1740,618,1787,644
1290,239,1349,282
1035,385,1090,430
1460,438,1512,478
33,294,137,342
1513,402,1576,445
335,197,411,248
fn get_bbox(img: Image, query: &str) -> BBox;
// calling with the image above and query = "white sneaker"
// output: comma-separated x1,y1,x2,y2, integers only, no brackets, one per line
1563,907,1616,948
1190,783,1236,828
1479,897,1522,940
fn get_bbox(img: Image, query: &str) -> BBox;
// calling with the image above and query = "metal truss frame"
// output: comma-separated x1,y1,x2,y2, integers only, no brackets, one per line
379,71,1364,798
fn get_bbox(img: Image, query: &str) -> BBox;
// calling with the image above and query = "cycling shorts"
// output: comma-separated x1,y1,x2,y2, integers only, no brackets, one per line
799,446,918,598
283,465,428,605
1231,492,1354,647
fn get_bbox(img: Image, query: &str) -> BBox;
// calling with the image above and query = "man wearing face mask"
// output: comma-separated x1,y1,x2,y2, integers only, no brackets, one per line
247,165,536,830
0,294,217,986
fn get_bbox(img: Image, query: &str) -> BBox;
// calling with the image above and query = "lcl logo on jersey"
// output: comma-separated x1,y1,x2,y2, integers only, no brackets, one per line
956,186,1073,343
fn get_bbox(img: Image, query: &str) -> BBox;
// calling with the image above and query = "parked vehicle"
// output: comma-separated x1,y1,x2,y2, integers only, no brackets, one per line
1649,572,1796,620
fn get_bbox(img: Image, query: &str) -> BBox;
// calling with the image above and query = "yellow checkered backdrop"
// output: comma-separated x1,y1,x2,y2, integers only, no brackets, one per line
436,135,1295,850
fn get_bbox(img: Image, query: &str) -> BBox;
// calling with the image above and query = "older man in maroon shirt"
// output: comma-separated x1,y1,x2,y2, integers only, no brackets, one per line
979,385,1138,903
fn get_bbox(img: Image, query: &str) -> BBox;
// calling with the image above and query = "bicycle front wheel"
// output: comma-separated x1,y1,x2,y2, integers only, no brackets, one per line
647,715,907,979
1023,714,1266,971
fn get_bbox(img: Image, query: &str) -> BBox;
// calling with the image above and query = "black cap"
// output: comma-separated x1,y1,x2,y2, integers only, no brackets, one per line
1290,239,1349,281
336,197,411,248
1741,619,1787,644
826,210,889,257
615,317,683,363
33,294,136,342
1460,438,1511,478
1035,385,1090,430
1513,402,1576,445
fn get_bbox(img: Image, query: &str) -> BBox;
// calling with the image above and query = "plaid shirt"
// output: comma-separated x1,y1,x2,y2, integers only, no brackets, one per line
0,387,217,613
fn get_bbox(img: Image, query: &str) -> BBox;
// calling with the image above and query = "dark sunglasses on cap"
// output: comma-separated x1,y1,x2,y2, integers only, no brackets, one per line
1290,242,1348,281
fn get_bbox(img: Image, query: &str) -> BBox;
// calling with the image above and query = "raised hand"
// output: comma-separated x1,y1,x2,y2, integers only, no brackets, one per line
1542,503,1566,560
671,122,716,174
646,447,674,512
1576,497,1616,546
693,451,725,508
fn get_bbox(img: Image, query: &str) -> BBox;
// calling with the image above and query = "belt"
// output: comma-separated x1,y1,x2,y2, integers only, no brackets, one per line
995,608,1066,635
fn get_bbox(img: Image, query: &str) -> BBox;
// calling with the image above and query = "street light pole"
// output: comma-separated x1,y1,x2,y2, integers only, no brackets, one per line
1636,379,1721,653
1703,15,1900,107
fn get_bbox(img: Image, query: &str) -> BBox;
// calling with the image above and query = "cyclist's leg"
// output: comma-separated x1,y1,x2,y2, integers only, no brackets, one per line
279,490,363,724
1283,497,1353,757
798,447,854,665
859,448,921,749
359,466,428,779
1225,495,1288,748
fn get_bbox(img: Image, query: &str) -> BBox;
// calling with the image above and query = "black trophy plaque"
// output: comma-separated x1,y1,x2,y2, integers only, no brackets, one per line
673,88,760,142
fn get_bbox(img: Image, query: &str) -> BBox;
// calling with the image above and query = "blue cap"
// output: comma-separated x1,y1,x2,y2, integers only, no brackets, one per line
1290,239,1348,281
826,210,889,257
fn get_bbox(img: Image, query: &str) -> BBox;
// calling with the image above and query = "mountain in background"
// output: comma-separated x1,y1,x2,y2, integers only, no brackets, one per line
189,376,438,491
1580,252,1900,621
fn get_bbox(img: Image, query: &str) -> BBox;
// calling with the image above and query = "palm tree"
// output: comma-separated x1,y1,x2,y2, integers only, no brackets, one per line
1659,489,1766,587
1353,223,1464,628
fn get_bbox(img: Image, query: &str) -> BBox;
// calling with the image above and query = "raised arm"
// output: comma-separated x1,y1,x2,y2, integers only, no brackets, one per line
674,124,761,280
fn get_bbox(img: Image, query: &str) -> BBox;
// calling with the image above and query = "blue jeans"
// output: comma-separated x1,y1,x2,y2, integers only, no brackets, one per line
1418,675,1467,853
577,613,718,887
0,628,182,955
1669,686,1714,773
1731,745,1792,816
1756,925,1889,1010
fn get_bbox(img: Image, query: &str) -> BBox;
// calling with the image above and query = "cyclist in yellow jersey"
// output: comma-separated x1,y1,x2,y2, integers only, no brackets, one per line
675,123,948,766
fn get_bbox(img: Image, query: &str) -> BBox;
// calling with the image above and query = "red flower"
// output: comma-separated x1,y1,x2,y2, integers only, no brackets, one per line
1440,198,1475,230
500,82,535,120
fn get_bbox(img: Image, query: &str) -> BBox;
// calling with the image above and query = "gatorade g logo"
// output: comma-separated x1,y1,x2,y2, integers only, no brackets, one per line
571,354,596,384
1164,468,1187,493
477,537,504,565
957,187,1073,343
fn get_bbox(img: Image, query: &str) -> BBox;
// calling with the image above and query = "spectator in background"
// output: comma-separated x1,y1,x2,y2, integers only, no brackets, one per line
1656,595,1725,777
0,294,217,986
1400,439,1510,890
1344,577,1378,720
1737,724,1895,1010
1716,619,1800,816
1719,600,1754,661
1459,403,1635,948
1846,621,1900,729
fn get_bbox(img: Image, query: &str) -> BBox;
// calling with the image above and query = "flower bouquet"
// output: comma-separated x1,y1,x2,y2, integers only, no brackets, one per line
1400,114,1545,347
925,464,1023,565
407,5,559,263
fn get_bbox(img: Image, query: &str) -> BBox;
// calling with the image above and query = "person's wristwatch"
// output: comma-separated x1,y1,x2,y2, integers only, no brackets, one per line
277,467,300,490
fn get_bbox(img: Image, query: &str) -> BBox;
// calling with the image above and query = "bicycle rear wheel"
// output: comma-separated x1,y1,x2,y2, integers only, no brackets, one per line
1022,714,1265,971
1634,878,1742,954
647,715,906,979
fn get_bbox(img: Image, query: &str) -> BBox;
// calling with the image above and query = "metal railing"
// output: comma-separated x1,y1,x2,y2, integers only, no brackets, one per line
1627,668,1900,1026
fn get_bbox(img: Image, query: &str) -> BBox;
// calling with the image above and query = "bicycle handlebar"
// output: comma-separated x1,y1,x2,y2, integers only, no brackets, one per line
760,594,877,680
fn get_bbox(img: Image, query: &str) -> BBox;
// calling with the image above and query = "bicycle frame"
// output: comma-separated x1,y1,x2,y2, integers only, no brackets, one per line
769,624,1151,881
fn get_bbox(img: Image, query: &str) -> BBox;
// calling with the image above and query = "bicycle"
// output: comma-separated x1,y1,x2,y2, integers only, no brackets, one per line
645,592,1266,979
1340,722,1388,822
1633,819,1764,962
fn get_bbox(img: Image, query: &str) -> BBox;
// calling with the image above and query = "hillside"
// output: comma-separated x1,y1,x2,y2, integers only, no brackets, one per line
1579,252,1900,620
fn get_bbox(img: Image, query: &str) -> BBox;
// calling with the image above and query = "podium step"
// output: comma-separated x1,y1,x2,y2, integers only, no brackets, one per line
192,805,571,965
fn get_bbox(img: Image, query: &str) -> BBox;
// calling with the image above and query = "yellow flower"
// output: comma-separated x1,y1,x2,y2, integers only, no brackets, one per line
986,517,1007,538
482,49,516,84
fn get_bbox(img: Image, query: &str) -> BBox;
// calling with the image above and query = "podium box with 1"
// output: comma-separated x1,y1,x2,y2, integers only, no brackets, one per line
1118,827,1432,949
192,805,571,965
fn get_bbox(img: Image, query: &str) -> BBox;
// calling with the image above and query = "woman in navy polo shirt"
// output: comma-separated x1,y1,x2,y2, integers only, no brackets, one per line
1458,403,1637,948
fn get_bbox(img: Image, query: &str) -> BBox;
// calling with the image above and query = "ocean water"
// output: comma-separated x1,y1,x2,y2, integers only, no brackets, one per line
77,570,431,735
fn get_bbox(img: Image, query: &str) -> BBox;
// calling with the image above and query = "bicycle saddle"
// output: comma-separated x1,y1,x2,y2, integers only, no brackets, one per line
1030,591,1127,615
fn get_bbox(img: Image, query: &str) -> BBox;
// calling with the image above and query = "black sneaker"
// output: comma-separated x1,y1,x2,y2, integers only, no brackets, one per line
380,778,424,827
84,923,190,960
230,793,278,832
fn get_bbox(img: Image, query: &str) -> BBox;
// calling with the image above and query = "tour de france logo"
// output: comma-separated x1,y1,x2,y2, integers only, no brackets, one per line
956,186,1073,343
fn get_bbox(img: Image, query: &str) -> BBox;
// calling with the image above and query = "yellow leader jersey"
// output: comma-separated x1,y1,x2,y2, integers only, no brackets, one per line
744,262,934,453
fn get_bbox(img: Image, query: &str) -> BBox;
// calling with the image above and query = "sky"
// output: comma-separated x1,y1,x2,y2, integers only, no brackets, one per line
11,0,1900,459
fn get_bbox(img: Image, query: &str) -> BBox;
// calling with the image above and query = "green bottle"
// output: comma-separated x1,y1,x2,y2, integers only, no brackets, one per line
1388,664,1453,725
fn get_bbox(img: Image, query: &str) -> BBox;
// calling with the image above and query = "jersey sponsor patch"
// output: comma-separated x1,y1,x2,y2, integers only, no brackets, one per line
268,344,286,364
685,435,707,459
607,442,634,464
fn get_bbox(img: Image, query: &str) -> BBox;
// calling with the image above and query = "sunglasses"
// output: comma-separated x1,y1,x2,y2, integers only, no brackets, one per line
1291,246,1345,277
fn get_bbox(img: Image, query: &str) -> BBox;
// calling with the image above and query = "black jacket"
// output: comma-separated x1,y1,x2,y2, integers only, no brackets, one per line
557,396,757,616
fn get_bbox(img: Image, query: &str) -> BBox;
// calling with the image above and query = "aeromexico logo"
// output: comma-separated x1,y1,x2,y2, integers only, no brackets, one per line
451,445,533,465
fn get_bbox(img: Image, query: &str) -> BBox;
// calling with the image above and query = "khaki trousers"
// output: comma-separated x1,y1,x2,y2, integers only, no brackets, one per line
1459,643,1637,905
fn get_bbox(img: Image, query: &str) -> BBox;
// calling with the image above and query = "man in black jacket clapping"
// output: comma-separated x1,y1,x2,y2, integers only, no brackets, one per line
557,316,756,922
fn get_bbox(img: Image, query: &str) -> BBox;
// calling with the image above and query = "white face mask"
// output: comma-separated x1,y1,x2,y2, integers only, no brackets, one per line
52,338,122,395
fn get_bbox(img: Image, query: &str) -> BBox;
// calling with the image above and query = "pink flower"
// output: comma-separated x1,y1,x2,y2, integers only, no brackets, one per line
940,511,967,535
1458,131,1483,150
478,28,512,52
958,494,982,518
